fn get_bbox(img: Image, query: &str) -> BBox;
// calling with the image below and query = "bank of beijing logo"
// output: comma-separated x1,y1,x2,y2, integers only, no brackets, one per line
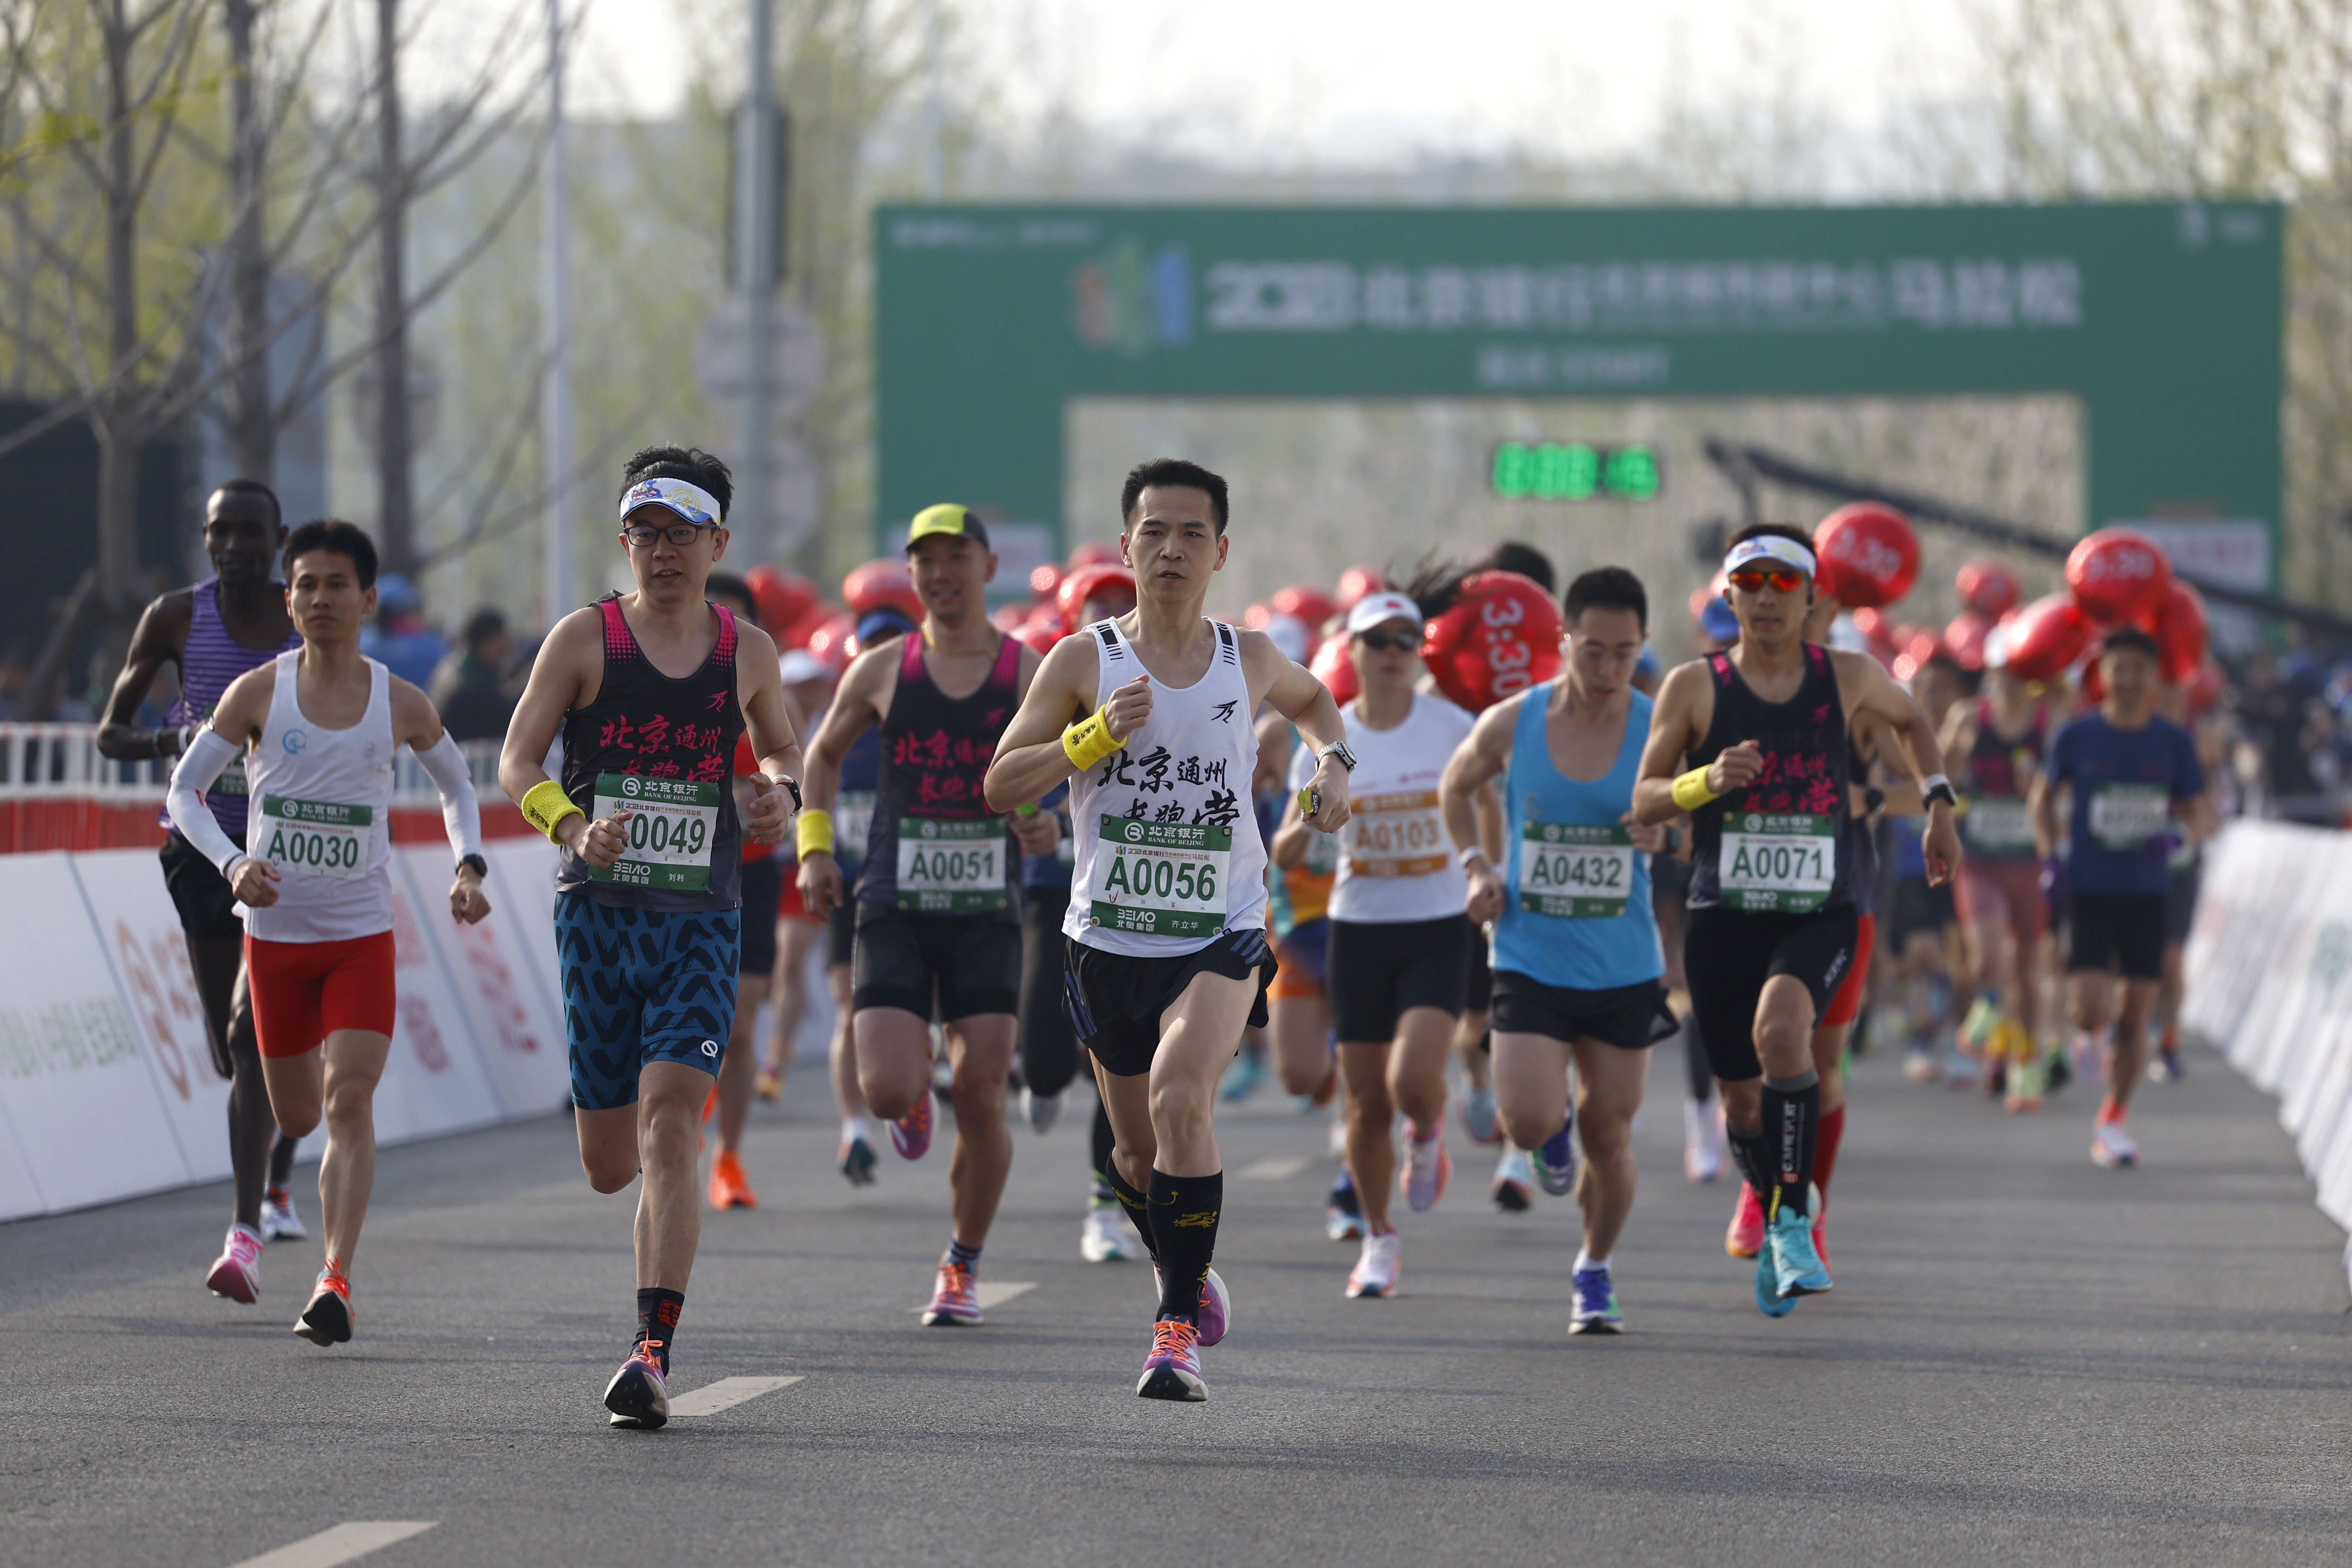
1074,240,1191,355
1124,821,1147,843
920,820,938,839
1745,813,1763,830
621,776,642,798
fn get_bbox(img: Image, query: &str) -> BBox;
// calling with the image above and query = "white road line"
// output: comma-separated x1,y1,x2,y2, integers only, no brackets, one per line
228,1521,437,1568
1240,1156,1307,1180
664,1374,803,1417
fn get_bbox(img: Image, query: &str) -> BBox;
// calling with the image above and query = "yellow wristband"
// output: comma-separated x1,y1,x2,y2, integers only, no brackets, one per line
796,808,835,859
519,779,584,843
1671,766,1721,812
1061,706,1127,771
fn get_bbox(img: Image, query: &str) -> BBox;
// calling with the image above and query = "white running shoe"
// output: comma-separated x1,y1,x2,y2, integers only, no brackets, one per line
1401,1120,1451,1212
1080,1198,1132,1262
261,1184,305,1241
204,1223,263,1304
2091,1119,2140,1168
1682,1097,1727,1183
1491,1146,1534,1212
1024,1088,1062,1134
1345,1231,1401,1299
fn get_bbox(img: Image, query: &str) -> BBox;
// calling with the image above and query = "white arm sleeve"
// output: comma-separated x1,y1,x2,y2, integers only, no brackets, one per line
166,729,247,875
415,731,483,862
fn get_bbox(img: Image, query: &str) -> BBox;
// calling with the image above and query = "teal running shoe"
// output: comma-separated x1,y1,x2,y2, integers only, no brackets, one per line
1768,1204,1833,1298
1754,1245,1795,1317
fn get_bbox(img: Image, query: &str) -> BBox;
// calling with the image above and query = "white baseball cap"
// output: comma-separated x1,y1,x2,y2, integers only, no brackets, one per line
1345,591,1424,636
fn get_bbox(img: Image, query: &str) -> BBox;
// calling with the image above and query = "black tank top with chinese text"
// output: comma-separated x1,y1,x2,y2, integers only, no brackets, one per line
861,631,1022,918
555,597,745,911
1686,642,1853,914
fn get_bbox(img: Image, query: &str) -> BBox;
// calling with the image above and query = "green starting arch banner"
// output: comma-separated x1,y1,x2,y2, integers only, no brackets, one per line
874,201,2280,583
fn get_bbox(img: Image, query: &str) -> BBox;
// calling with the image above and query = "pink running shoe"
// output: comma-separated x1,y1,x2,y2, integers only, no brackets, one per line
1135,1317,1206,1402
205,1224,263,1304
920,1261,982,1326
890,1091,933,1161
1725,1181,1765,1259
1400,1120,1450,1212
1150,1264,1230,1346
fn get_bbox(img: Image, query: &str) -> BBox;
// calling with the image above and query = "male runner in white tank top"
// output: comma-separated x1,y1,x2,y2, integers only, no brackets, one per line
986,458,1353,1402
167,520,490,1347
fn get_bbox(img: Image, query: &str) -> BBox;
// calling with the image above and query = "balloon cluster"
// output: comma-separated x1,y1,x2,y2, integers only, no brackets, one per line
1991,529,2207,685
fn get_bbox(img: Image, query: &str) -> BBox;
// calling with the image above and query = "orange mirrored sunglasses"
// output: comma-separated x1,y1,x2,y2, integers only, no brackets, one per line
1728,568,1805,594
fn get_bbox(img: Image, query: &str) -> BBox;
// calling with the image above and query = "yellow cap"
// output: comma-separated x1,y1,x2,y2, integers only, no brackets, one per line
907,503,991,551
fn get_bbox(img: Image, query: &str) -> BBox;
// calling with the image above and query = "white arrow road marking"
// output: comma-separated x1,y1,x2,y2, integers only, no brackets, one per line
1240,1157,1307,1180
664,1374,804,1417
228,1522,437,1568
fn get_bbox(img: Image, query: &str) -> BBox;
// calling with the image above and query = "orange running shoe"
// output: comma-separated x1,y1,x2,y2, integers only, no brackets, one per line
754,1068,783,1101
921,1260,982,1326
708,1150,757,1210
1725,1180,1765,1258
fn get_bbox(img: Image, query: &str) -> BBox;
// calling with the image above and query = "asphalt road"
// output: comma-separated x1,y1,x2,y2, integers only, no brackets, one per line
5,1032,2350,1568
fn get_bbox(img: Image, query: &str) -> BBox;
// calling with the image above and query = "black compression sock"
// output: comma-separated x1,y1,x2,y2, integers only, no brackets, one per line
1760,1070,1821,1218
635,1287,683,1374
1147,1169,1223,1322
268,1130,298,1189
1090,1096,1117,1187
1727,1125,1774,1198
1103,1160,1161,1264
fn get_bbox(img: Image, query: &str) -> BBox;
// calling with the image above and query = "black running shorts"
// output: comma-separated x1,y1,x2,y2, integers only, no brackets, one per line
1683,904,1861,1083
161,827,243,943
2067,891,2166,981
850,898,1021,1022
1490,972,1677,1053
1064,926,1275,1078
738,854,783,977
1327,914,1476,1044
1463,930,1493,1015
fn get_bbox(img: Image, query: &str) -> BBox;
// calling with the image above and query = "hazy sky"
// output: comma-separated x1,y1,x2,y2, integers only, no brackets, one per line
570,0,1986,162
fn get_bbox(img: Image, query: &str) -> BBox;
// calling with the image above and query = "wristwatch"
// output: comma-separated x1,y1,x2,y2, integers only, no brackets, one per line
457,853,489,879
772,773,803,810
1318,741,1358,772
1923,781,1960,810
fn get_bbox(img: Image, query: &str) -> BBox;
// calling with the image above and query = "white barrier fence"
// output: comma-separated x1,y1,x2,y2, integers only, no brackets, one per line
2182,819,2352,1247
0,837,570,1222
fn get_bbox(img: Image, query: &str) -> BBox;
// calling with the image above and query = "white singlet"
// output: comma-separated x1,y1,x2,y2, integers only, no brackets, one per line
1064,618,1268,956
1301,689,1473,925
241,650,397,943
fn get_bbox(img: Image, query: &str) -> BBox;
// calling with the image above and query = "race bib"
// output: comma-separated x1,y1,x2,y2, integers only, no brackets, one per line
834,789,876,864
258,794,372,881
1718,811,1837,913
1964,796,2036,856
2088,783,2171,852
1090,816,1232,938
895,817,1008,913
1347,788,1447,879
1519,822,1634,918
589,773,720,891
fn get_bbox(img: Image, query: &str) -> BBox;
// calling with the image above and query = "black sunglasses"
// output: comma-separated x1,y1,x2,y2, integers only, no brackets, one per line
1356,629,1420,653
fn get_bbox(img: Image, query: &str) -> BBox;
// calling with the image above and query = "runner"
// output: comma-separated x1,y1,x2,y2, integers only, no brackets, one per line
1273,590,1474,1299
500,447,803,1427
164,519,490,1345
97,479,306,1304
1442,567,1673,1334
797,504,1042,1327
2029,628,2210,1167
1944,655,2053,1109
1635,523,1961,1317
984,457,1352,1401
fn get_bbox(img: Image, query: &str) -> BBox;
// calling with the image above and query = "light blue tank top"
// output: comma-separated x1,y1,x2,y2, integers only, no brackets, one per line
1491,682,1664,992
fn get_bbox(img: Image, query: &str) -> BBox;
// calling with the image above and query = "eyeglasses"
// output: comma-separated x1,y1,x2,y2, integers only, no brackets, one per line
620,519,717,548
1728,568,1805,594
1356,630,1420,653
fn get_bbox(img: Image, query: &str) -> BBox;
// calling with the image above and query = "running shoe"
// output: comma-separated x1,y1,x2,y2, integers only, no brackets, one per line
1462,1085,1500,1146
2149,1045,2184,1084
1754,1244,1795,1318
708,1149,757,1210
1569,1266,1623,1335
603,1343,670,1429
1903,1047,1940,1084
1023,1087,1063,1133
1150,1263,1230,1346
2091,1119,2140,1169
1725,1180,1765,1259
1135,1317,1206,1402
1682,1097,1726,1183
1400,1120,1450,1212
205,1223,263,1304
2046,1043,2074,1093
1324,1179,1364,1242
1081,1197,1134,1263
1345,1231,1401,1299
754,1068,783,1101
890,1091,934,1161
1218,1047,1266,1102
921,1261,982,1326
260,1185,305,1242
1531,1112,1577,1198
838,1135,878,1186
1491,1146,1533,1212
293,1260,353,1345
1768,1204,1832,1299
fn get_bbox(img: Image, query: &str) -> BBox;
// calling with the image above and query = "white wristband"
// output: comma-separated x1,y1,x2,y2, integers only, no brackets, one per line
1459,847,1489,868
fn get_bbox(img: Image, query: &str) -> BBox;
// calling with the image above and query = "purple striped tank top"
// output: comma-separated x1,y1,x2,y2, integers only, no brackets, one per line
158,577,300,838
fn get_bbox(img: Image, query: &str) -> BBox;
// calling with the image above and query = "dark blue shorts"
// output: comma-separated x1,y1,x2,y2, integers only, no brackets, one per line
556,895,741,1111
